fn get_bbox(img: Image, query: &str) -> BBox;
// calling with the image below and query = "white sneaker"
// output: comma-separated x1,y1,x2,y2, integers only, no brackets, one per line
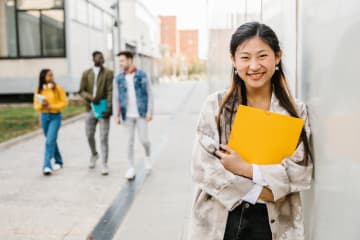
89,153,99,169
101,164,109,176
43,167,52,176
144,156,152,170
125,167,136,180
53,163,63,171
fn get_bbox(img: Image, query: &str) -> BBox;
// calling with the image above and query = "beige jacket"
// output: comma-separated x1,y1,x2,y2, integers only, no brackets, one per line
189,90,313,240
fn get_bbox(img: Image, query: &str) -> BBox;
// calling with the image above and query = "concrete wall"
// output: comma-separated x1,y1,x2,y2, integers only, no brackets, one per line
206,1,360,239
0,59,68,94
298,0,360,239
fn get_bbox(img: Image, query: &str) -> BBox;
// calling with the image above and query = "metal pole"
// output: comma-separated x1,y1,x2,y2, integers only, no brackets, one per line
117,0,121,50
245,0,247,21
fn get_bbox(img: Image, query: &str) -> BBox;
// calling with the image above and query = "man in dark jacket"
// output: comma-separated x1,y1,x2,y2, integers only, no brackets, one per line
79,51,113,175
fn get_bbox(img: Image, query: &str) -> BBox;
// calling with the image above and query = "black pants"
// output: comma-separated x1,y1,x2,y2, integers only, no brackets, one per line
223,201,272,240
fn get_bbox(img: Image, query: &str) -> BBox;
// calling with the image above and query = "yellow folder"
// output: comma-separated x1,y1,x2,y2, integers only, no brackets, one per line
228,105,304,165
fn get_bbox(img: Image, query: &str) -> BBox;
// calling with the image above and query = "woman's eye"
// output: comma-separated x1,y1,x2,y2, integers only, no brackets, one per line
259,54,268,58
240,56,249,60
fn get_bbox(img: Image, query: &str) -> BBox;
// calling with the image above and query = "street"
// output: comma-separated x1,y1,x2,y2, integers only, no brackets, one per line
0,80,210,240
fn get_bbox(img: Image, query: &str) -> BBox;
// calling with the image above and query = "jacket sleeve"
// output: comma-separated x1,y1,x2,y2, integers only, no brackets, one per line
112,76,121,118
33,91,42,111
106,70,113,112
50,85,68,112
145,73,154,115
191,94,257,211
79,70,92,101
257,103,313,201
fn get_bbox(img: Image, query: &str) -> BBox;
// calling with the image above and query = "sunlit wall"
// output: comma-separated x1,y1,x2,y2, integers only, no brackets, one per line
206,1,360,239
299,0,360,239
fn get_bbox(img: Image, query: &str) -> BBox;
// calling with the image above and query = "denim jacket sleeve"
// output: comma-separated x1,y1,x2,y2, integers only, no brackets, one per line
145,73,154,115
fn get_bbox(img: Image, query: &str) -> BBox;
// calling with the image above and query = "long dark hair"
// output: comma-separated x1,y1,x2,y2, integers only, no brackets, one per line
217,22,312,165
37,69,55,94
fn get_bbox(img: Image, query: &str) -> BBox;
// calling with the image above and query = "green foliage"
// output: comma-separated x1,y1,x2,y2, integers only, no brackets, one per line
0,104,85,143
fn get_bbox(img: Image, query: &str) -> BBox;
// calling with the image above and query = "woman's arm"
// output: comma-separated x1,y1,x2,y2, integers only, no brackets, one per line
33,92,42,111
79,71,92,101
106,70,114,113
50,85,68,112
192,94,259,211
219,103,312,201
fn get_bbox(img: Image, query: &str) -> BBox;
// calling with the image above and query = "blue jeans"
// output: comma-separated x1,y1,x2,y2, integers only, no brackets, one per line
41,113,63,169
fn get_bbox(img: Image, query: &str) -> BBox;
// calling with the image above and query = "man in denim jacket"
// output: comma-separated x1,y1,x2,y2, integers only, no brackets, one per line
113,51,154,180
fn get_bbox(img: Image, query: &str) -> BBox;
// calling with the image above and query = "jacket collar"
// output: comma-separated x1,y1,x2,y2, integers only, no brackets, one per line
125,66,136,75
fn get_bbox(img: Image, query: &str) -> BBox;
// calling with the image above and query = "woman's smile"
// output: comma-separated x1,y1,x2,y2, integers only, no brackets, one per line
247,72,266,81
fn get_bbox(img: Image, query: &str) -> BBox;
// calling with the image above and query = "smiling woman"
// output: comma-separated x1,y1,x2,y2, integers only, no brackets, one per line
189,22,313,240
231,36,281,106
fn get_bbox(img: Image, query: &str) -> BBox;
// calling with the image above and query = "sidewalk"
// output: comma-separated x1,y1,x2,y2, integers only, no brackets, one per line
0,80,210,240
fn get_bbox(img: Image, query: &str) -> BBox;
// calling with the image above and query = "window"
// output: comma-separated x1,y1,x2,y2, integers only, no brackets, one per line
0,0,65,58
41,10,65,56
18,10,41,56
0,0,18,57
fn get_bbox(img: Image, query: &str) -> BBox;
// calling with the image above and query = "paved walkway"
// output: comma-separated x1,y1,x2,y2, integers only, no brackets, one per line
0,80,209,240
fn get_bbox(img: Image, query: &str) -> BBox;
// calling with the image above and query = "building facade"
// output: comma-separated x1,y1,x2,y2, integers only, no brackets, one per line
119,0,160,83
179,29,198,65
0,0,160,95
159,15,177,57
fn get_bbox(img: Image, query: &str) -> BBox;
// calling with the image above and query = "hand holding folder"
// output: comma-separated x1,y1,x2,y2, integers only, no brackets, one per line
90,99,108,119
228,105,304,165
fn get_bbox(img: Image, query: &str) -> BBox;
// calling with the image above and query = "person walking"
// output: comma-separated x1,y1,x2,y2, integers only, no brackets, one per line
34,69,68,176
113,51,154,180
189,22,313,240
79,51,113,175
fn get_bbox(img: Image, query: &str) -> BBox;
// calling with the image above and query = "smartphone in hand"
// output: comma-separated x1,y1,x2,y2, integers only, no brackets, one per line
36,94,45,104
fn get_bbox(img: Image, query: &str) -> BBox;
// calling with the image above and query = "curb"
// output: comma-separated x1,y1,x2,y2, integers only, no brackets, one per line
0,113,86,151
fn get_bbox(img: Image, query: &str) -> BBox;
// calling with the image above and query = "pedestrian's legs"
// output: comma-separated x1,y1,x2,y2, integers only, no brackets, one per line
136,118,151,157
85,112,98,156
124,118,136,168
54,143,63,165
99,117,110,164
41,113,50,169
42,113,61,170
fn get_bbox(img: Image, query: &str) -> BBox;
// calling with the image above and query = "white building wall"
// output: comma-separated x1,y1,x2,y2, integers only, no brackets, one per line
298,0,360,239
0,0,117,94
117,0,160,81
207,1,360,239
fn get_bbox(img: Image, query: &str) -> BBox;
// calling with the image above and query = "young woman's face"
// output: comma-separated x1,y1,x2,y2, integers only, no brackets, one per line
232,36,281,91
45,71,54,83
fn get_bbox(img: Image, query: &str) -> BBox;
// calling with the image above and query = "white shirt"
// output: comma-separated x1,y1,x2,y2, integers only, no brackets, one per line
93,66,101,96
125,73,140,118
242,164,267,204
